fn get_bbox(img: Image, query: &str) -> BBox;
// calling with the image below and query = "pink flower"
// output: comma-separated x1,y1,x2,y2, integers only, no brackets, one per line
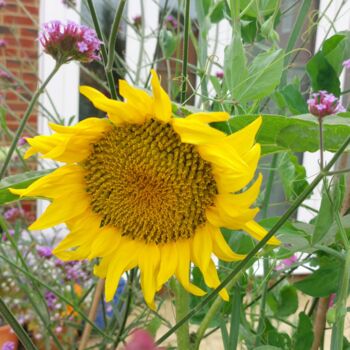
343,59,350,69
37,245,53,258
133,15,142,29
17,137,27,146
39,20,102,63
328,293,336,308
4,208,21,222
0,0,6,9
275,254,298,271
216,71,224,79
307,91,345,118
124,329,165,350
165,15,178,30
0,39,6,48
2,341,15,350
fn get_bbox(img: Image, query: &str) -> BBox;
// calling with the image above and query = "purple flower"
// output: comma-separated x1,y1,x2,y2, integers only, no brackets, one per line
37,245,53,258
0,69,12,82
328,293,336,308
0,0,5,9
4,208,21,222
133,15,142,29
18,137,27,146
165,15,178,30
2,342,15,350
45,291,57,310
0,39,6,48
307,91,345,118
343,59,350,70
39,20,102,63
216,71,224,79
275,254,298,271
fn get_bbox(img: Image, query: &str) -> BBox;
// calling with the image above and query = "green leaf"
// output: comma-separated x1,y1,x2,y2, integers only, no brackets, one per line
241,19,258,43
262,319,291,349
292,312,314,350
279,84,308,115
294,264,340,297
306,51,340,96
224,33,248,99
210,0,225,23
235,49,284,103
239,0,278,17
0,169,54,204
216,114,350,155
312,186,334,245
159,29,178,59
323,34,349,76
146,317,162,338
277,152,308,201
267,285,299,317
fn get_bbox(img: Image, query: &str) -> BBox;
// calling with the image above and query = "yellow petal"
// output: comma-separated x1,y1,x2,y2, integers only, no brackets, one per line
191,225,212,273
119,80,154,117
89,226,122,259
172,118,225,145
139,244,160,309
175,240,206,296
202,260,229,301
227,116,262,155
79,86,145,124
209,226,246,261
105,240,140,301
151,70,171,123
186,112,229,123
157,243,178,290
243,220,280,245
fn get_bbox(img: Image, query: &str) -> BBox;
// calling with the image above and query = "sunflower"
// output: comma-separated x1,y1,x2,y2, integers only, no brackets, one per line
12,71,279,308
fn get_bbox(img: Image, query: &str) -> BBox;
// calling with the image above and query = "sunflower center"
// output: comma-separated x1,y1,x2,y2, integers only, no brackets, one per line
83,119,217,244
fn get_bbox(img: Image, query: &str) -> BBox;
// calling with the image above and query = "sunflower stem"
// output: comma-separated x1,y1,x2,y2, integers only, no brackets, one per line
156,135,350,346
85,0,118,100
171,279,191,350
0,62,61,180
180,0,191,104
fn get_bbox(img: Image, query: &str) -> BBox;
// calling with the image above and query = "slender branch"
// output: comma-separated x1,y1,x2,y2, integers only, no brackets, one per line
156,135,350,346
0,62,61,179
180,0,191,104
0,298,38,350
85,0,118,99
106,0,127,72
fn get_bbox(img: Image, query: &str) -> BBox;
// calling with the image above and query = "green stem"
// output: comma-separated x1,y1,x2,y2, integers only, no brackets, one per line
319,118,324,171
172,279,190,350
106,0,126,72
85,0,118,100
156,135,350,346
113,269,136,348
327,168,350,176
229,282,241,349
180,0,191,104
331,248,350,349
0,298,38,350
0,62,61,179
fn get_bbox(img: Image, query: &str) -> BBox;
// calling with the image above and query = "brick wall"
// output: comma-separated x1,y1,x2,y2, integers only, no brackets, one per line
0,0,39,220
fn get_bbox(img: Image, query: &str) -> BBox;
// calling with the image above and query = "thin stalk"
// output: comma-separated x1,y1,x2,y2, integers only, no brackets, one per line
0,298,38,350
78,279,105,350
194,270,244,350
106,0,127,73
173,280,191,350
327,168,350,176
0,62,61,179
319,119,324,171
229,283,241,349
135,0,145,85
113,269,136,349
85,0,118,99
180,0,191,104
331,248,350,349
156,135,350,346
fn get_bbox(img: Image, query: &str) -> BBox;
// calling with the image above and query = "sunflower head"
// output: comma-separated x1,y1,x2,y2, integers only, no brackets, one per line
11,70,279,309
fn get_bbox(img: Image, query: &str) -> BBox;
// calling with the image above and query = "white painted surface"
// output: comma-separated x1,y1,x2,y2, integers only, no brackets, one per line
297,0,350,222
38,0,81,216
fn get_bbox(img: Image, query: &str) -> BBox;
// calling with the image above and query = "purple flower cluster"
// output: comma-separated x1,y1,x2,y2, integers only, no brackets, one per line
37,245,53,258
4,208,21,222
39,20,102,63
0,39,6,48
307,91,345,118
275,254,298,271
2,342,15,350
165,15,178,30
0,0,5,9
216,71,224,79
44,291,57,310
